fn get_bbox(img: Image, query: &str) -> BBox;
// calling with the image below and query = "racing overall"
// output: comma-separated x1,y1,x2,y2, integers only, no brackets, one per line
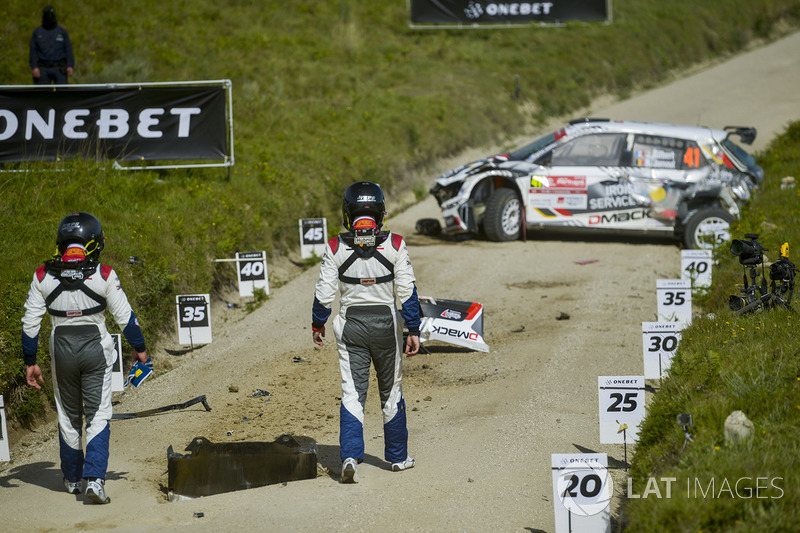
312,232,420,463
21,253,145,483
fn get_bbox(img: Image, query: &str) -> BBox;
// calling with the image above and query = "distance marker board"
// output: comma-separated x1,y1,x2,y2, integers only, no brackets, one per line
598,376,645,444
176,294,212,345
0,395,9,462
656,279,692,327
642,322,683,379
681,249,713,289
236,251,269,297
551,453,611,533
299,218,327,259
695,218,731,249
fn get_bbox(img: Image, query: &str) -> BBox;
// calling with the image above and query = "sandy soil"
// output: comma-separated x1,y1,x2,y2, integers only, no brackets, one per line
2,30,799,533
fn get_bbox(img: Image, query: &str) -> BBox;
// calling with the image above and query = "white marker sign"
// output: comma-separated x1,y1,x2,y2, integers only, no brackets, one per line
551,453,611,533
111,334,124,392
642,322,683,379
656,279,692,326
0,395,10,462
598,376,645,444
236,251,269,298
681,249,713,289
299,218,327,259
176,294,212,345
694,219,731,250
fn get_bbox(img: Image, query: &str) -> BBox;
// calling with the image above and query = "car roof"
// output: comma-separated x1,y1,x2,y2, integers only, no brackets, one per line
563,118,727,143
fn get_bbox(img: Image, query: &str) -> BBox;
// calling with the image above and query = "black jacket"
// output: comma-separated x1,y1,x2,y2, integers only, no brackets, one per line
29,25,74,68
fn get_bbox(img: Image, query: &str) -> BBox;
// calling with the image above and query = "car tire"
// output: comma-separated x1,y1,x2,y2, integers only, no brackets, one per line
683,207,734,249
484,189,522,242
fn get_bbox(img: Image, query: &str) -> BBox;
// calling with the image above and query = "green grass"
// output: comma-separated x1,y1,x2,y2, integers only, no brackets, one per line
622,121,800,532
1,0,799,427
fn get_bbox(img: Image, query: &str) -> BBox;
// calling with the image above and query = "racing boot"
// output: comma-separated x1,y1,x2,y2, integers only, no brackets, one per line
64,478,82,495
391,457,415,472
341,458,359,484
85,478,111,504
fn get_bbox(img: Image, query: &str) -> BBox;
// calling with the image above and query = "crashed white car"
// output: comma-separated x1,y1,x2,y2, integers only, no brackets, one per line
428,118,763,249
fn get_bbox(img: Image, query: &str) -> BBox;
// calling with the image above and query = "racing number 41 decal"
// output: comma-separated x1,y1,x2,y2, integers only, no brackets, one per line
683,147,701,168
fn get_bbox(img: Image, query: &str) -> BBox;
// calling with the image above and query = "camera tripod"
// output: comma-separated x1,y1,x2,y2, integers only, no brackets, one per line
729,241,797,315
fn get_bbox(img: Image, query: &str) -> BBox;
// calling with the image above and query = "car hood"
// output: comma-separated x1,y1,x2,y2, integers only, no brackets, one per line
434,156,497,186
434,154,535,186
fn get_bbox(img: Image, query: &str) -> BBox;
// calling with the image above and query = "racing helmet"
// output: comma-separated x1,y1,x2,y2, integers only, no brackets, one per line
56,212,104,260
342,181,385,231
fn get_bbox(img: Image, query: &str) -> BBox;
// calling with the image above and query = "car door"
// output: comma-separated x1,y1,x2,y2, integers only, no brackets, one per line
525,132,655,231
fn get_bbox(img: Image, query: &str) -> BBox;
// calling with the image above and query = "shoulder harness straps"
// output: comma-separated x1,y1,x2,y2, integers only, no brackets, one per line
336,234,395,285
43,260,108,317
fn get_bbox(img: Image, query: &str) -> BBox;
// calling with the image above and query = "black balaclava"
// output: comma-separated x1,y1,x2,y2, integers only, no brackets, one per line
42,5,57,30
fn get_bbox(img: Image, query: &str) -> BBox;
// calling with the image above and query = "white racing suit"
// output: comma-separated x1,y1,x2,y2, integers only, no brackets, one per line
312,232,420,463
21,260,146,483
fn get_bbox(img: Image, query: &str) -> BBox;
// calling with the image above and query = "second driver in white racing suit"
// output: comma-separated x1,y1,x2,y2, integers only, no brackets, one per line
312,181,421,483
21,212,148,504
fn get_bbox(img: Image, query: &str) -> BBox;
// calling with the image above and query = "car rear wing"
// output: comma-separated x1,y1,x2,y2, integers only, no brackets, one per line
724,126,757,145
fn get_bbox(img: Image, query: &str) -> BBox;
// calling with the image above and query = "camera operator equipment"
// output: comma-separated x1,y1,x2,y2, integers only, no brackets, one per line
729,236,797,315
728,234,767,313
767,243,798,309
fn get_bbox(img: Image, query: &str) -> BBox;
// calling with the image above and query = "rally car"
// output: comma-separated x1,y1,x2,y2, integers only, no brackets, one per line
428,118,763,249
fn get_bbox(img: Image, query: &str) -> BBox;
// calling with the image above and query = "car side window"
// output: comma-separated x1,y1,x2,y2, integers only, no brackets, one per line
632,135,707,170
547,133,626,166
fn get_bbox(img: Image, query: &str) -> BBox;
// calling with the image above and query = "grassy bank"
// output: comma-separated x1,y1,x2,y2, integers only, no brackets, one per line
622,121,800,531
2,0,799,424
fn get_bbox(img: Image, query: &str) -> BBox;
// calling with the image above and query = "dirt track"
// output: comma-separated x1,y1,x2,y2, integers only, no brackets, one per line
2,30,799,533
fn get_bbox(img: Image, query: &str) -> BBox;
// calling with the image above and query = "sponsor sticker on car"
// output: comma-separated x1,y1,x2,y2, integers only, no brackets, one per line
529,175,588,210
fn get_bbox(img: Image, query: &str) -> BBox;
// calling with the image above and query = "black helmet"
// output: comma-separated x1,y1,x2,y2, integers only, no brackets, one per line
342,181,385,230
56,212,104,259
42,5,58,30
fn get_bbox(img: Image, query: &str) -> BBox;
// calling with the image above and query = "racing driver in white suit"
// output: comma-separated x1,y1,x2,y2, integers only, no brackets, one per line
21,212,148,504
312,181,421,483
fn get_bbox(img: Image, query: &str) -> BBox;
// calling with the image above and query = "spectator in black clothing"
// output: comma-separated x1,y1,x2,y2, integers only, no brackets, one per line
29,5,75,84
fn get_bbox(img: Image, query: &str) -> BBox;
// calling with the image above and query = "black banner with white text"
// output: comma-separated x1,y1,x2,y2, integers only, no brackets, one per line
409,0,609,26
0,84,228,163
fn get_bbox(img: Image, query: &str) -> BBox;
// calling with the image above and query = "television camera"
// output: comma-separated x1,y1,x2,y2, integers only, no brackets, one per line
728,235,797,315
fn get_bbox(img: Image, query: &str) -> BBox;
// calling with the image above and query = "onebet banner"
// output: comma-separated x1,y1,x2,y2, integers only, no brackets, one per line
409,0,610,27
0,81,230,164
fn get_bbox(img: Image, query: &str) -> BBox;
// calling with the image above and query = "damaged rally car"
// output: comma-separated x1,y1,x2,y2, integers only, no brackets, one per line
428,118,763,249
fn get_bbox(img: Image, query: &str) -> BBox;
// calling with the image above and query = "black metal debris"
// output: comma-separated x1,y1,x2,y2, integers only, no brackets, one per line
167,434,317,500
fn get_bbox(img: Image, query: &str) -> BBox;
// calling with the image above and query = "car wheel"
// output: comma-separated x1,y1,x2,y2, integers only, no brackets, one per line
484,189,521,242
683,207,734,249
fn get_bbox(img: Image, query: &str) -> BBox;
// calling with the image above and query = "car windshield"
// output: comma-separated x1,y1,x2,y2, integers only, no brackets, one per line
507,132,557,160
722,137,758,171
